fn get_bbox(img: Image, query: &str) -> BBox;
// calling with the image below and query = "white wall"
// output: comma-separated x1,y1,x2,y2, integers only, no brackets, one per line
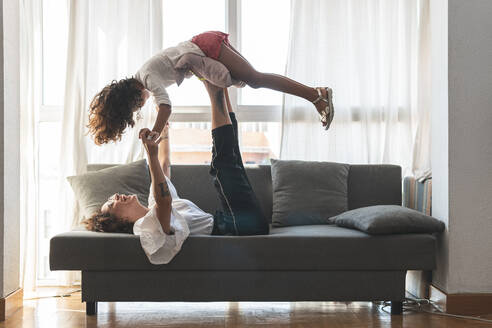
0,0,20,298
430,0,449,293
432,0,492,294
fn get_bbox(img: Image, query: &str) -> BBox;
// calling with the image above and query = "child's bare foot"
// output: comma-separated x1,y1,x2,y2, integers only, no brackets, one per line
311,87,334,130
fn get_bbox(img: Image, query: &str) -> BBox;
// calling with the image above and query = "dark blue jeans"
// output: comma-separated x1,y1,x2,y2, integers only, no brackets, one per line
210,113,269,236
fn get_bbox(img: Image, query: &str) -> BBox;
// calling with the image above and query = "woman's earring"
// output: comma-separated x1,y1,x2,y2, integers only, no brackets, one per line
136,111,143,121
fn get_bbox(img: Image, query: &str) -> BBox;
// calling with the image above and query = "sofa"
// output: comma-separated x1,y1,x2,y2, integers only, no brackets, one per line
50,164,438,316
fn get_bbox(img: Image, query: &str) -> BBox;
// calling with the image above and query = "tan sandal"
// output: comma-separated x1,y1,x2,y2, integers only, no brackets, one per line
312,87,334,130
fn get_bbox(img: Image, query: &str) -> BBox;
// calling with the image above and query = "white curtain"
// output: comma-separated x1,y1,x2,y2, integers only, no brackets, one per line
281,0,431,178
411,0,431,179
53,0,163,286
19,0,42,293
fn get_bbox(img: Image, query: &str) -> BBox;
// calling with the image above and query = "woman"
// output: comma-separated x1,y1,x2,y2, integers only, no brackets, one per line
83,82,269,264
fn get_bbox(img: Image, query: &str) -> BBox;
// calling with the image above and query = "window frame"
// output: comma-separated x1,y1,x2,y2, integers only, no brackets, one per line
39,0,283,123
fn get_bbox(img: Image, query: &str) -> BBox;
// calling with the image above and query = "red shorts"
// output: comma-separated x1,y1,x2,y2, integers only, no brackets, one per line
191,31,230,60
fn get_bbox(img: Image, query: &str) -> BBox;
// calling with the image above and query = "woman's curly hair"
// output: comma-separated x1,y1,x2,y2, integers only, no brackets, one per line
82,211,135,234
88,78,144,145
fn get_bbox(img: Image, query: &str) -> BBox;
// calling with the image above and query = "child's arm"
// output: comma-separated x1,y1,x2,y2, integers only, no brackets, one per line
152,104,172,134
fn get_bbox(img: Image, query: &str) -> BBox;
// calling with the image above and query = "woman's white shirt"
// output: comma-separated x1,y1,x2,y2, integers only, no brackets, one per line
133,176,214,264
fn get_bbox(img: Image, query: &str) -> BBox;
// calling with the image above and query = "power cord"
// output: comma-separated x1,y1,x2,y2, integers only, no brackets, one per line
24,289,81,301
374,297,492,324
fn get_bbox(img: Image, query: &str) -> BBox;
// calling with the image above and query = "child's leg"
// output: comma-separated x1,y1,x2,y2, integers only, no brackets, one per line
218,42,330,116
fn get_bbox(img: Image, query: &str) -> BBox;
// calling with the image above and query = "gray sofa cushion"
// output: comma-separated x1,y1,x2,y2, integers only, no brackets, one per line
271,159,349,227
50,225,437,271
347,165,401,210
67,159,151,221
331,205,445,235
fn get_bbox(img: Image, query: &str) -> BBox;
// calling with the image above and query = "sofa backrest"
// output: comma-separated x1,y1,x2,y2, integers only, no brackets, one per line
87,163,401,222
347,165,402,209
169,165,273,220
170,164,402,223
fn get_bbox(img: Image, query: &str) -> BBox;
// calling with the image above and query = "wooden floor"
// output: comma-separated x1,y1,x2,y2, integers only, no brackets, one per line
2,288,492,328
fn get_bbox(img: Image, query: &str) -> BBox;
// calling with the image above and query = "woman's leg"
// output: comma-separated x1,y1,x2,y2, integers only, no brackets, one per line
205,82,269,235
206,86,232,130
217,42,330,117
224,88,245,167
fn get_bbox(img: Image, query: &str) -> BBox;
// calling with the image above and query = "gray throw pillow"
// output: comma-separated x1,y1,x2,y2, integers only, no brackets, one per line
67,159,151,221
331,205,445,234
270,159,349,227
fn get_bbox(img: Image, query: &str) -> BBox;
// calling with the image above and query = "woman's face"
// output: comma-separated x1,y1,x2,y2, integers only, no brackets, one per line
101,193,143,223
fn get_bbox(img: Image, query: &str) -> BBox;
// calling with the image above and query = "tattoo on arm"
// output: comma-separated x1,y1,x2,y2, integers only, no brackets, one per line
158,182,170,198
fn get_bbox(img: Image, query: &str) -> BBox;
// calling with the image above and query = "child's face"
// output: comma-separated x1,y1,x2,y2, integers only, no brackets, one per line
136,89,150,110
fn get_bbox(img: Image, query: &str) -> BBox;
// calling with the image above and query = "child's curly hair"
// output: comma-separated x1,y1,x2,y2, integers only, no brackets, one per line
82,210,134,234
88,78,144,145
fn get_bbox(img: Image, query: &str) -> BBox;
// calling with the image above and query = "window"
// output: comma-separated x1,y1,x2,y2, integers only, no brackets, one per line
162,0,226,106
41,0,68,107
38,122,62,281
162,0,288,164
239,0,290,106
169,121,281,165
37,0,68,283
37,0,290,284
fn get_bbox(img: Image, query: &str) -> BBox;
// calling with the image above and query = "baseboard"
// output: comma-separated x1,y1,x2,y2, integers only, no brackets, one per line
0,288,23,321
430,284,492,315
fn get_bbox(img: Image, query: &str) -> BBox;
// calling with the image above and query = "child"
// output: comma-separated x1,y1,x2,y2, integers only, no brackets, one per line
88,31,334,145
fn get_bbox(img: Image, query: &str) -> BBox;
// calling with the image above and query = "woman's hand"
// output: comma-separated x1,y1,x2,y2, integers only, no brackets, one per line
139,128,159,156
162,122,170,137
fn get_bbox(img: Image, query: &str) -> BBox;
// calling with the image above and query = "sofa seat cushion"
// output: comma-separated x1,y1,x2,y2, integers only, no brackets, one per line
50,225,436,272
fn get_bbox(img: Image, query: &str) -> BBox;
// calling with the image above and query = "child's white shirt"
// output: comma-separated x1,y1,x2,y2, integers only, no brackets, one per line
134,40,205,107
133,176,214,265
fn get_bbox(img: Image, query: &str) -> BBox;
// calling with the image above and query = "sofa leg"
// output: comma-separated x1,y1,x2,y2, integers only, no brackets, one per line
86,301,97,315
391,301,403,315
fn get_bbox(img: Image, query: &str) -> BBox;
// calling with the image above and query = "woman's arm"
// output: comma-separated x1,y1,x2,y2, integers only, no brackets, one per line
158,123,171,178
140,129,173,234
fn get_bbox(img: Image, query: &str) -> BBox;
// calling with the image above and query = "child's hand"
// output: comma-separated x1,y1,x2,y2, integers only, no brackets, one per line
139,128,159,156
139,128,161,143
